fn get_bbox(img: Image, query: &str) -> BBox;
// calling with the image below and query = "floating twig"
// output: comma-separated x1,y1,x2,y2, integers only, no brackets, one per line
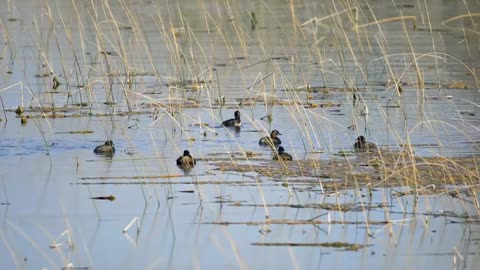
354,16,417,31
49,229,74,249
123,217,140,234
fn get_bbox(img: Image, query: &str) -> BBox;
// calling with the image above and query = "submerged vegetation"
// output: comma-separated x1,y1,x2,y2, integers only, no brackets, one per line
0,0,479,269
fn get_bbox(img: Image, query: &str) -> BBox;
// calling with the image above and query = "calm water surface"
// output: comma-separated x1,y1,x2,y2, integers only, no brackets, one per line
0,0,479,269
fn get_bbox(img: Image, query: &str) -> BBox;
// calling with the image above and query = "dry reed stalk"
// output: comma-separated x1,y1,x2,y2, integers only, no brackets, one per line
441,13,480,36
354,16,417,31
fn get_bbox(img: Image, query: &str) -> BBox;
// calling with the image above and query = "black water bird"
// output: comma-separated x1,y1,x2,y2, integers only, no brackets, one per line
176,150,196,169
222,110,242,127
354,136,377,152
259,130,282,147
94,140,115,155
273,146,293,161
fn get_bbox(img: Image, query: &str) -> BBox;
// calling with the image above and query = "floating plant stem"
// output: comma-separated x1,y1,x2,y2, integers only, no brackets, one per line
123,217,140,234
49,229,74,249
441,13,480,35
354,15,417,31
301,7,358,27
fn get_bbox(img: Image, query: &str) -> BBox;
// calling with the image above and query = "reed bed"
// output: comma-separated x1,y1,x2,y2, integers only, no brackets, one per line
0,0,479,269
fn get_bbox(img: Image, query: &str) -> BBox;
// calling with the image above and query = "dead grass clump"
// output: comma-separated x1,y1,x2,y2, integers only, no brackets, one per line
211,152,480,192
251,242,367,250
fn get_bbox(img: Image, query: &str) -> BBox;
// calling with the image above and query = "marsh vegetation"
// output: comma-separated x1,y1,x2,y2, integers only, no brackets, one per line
0,0,479,269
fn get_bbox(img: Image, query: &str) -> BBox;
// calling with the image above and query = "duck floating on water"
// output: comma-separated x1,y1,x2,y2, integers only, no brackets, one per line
259,130,282,147
94,140,115,155
176,150,196,169
273,146,292,161
222,110,241,128
354,136,377,152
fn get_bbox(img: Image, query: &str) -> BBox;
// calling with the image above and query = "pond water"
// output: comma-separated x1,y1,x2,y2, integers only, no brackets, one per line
0,0,479,269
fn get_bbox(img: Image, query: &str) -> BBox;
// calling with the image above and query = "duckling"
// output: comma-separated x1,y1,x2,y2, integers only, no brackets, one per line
176,150,196,169
354,136,378,152
94,140,115,155
259,130,282,147
222,110,241,127
273,146,293,161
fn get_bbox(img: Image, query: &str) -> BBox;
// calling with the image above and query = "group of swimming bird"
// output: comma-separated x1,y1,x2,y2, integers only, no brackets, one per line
258,129,292,161
93,110,377,169
221,111,294,161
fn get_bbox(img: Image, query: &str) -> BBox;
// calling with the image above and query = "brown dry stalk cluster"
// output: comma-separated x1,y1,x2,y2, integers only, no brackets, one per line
212,151,479,192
